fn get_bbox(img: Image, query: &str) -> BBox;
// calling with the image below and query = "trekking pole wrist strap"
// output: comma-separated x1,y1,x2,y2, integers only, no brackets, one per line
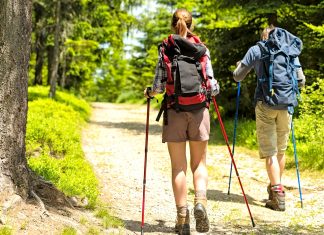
146,87,154,99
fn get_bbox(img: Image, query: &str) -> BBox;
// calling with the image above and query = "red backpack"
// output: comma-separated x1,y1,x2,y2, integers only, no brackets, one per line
156,34,211,124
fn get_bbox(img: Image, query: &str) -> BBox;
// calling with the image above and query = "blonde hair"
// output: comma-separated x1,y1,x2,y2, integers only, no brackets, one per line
261,25,275,40
171,9,194,38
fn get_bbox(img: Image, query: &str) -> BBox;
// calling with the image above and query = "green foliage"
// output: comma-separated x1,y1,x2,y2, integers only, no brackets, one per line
95,208,124,229
30,0,142,98
61,227,77,235
209,118,257,150
0,227,12,235
286,78,324,170
86,227,100,235
28,86,91,121
193,0,324,117
26,86,98,207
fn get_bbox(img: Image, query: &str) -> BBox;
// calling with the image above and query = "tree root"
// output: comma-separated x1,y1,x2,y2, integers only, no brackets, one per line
29,170,74,209
30,190,49,218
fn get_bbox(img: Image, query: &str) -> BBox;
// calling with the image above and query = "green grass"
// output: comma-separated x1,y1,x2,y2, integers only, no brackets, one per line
26,86,98,207
61,227,77,235
95,208,124,229
0,227,12,235
209,117,257,150
86,227,100,235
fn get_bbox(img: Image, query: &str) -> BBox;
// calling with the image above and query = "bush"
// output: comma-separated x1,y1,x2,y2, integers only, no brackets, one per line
286,78,324,170
26,87,98,207
209,117,257,150
28,86,90,121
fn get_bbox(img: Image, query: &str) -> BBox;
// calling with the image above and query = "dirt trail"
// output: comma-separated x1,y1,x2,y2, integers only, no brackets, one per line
82,102,324,234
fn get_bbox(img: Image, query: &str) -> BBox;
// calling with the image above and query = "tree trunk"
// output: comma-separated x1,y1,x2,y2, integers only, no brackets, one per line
47,45,54,86
49,0,61,98
60,51,66,89
0,0,32,198
34,29,46,85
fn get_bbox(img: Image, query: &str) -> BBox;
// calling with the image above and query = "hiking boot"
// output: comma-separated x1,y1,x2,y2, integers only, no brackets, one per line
175,209,190,235
265,190,285,211
193,198,209,233
267,184,273,200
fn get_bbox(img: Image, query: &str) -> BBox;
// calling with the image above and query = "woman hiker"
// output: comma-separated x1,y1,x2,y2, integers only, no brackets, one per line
144,8,220,234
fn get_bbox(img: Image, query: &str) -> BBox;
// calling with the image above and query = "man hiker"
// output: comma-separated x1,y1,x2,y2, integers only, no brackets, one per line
233,25,305,211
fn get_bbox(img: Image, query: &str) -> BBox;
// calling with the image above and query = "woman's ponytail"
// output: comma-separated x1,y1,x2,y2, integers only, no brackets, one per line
175,17,188,37
171,9,194,38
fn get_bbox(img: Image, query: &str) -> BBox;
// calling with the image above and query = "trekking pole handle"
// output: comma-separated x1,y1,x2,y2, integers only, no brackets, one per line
146,87,154,100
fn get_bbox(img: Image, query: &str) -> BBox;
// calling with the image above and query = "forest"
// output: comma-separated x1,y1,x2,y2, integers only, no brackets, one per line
28,0,323,167
0,0,323,234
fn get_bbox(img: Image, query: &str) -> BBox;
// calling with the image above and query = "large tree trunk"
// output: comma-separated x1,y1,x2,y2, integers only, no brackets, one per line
49,0,61,98
0,0,32,198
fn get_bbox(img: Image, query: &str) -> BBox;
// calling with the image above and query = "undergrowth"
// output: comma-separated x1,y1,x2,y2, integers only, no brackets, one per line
26,86,98,207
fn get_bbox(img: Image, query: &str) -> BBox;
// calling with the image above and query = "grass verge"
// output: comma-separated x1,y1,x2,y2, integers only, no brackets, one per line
26,86,98,207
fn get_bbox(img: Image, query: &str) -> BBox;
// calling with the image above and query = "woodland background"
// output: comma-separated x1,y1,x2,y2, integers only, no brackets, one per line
28,0,323,168
0,1,323,233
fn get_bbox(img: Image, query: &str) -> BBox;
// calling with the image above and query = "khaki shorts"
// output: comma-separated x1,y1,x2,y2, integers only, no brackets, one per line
255,101,292,159
162,108,210,143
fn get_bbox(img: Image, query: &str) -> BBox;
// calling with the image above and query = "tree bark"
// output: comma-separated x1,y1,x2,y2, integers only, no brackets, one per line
47,45,54,86
60,50,66,89
0,0,32,198
49,0,61,98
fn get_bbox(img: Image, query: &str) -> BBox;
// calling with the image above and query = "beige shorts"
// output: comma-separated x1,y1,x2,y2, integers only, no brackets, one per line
162,108,210,143
255,101,292,159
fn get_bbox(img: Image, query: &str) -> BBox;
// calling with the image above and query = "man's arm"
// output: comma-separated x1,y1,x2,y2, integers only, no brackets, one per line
233,61,252,82
294,57,306,88
232,45,260,82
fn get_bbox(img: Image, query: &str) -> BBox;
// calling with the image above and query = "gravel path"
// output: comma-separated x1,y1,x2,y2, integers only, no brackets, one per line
82,102,324,235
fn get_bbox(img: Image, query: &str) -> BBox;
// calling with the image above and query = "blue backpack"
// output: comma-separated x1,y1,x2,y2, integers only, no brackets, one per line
256,28,303,112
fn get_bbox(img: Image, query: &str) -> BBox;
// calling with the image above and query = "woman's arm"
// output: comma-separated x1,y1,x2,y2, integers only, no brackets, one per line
205,49,220,96
144,52,167,98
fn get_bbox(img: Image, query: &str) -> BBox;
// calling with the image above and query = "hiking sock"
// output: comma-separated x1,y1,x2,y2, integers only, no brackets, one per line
176,205,188,217
271,184,284,193
175,205,190,234
194,190,207,207
266,184,285,211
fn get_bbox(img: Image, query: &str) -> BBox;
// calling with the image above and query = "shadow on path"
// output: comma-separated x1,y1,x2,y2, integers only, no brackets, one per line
90,120,162,135
209,221,324,235
123,219,174,234
207,189,260,207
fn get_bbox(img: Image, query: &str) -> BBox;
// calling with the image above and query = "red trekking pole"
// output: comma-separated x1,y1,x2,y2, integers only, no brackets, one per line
212,96,255,227
141,87,152,234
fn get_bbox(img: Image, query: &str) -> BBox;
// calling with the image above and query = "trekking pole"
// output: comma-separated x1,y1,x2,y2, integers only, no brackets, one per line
291,119,303,208
212,96,255,227
141,87,153,234
228,82,241,195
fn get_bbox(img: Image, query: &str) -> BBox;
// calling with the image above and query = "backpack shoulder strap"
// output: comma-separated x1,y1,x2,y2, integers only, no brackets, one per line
256,42,269,60
257,41,276,93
